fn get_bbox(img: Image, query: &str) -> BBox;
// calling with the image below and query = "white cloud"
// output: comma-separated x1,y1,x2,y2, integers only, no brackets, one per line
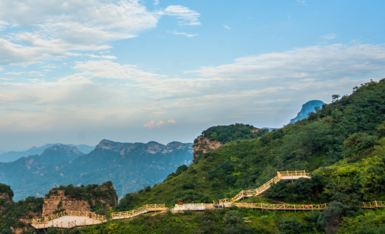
0,77,12,80
6,72,27,75
5,71,44,76
223,25,230,30
0,0,158,65
154,0,159,6
321,33,336,40
156,120,165,127
168,119,176,124
72,60,163,80
29,71,44,76
41,64,57,69
189,44,385,81
88,54,117,59
0,20,8,31
0,1,202,65
163,5,201,26
171,31,198,37
144,120,155,129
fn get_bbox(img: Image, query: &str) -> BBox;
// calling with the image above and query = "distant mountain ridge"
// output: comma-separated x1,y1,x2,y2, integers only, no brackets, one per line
289,100,325,124
0,143,95,163
0,140,192,201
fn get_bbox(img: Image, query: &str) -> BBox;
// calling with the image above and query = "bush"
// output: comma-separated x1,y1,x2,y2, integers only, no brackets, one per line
279,217,302,234
182,182,195,190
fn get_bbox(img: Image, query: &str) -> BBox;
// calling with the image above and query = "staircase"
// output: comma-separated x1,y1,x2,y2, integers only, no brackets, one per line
220,171,311,203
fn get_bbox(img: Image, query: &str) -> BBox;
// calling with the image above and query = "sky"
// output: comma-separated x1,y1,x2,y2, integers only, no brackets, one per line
1,0,385,151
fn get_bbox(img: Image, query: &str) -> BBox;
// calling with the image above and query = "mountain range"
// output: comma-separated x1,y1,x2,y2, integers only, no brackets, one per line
0,140,192,201
0,143,95,163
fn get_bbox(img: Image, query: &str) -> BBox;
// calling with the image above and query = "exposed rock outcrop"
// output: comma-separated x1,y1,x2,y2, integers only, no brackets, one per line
193,136,223,161
43,183,118,216
0,192,9,200
43,190,91,216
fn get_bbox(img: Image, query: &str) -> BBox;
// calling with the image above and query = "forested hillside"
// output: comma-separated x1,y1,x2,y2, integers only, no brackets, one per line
109,79,385,233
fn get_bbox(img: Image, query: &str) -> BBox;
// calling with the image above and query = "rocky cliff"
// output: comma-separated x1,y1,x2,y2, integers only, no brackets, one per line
193,136,223,161
43,190,91,216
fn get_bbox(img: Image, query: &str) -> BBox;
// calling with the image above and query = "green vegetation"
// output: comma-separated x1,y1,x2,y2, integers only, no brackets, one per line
0,183,13,198
0,185,43,234
110,79,385,233
200,123,268,144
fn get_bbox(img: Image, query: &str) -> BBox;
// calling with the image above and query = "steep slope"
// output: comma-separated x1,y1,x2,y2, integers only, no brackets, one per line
289,100,325,124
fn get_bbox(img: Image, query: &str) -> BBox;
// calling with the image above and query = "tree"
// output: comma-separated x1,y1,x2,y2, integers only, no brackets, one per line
332,94,340,102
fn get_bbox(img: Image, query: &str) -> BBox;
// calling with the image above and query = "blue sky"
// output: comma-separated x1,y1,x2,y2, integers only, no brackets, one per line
0,0,385,151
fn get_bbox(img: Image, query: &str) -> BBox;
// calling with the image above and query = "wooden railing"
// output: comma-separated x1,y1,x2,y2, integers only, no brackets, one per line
234,203,328,210
362,201,385,208
111,204,166,220
219,171,311,203
279,170,310,177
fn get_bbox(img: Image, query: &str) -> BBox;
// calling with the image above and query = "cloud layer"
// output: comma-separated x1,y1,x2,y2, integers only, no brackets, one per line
1,43,384,136
0,0,201,65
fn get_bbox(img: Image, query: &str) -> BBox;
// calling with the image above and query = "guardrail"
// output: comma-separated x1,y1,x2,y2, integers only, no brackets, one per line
362,201,385,209
234,203,328,210
220,171,312,203
111,204,166,220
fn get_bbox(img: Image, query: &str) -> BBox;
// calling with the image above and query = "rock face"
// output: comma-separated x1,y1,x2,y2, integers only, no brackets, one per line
0,192,9,200
289,100,325,124
193,136,223,161
43,190,91,216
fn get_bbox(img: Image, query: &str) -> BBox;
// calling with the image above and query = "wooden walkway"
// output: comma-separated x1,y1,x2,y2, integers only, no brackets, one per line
220,171,311,203
31,171,385,230
111,204,166,220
